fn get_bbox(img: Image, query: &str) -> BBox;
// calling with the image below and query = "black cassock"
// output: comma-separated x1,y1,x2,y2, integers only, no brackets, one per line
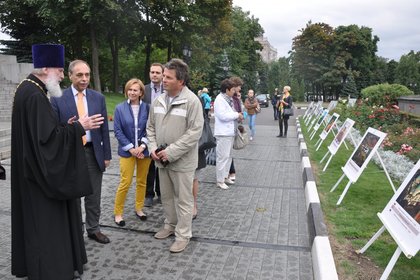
11,74,93,280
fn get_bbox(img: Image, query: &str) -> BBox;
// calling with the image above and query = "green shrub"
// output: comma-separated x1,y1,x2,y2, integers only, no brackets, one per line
361,83,413,107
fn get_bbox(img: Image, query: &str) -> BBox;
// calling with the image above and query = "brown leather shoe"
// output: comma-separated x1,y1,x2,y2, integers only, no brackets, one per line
88,231,110,244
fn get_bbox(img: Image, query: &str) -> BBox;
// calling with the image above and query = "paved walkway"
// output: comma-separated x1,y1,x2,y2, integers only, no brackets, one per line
0,107,316,279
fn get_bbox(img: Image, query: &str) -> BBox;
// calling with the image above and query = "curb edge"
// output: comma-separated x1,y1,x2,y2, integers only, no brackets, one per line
297,119,339,280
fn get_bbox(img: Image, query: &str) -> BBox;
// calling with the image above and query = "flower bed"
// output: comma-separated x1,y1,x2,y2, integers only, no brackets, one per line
330,101,419,183
348,127,415,182
334,101,419,164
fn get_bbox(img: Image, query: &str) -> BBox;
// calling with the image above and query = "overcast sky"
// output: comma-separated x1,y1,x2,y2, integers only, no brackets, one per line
233,0,420,61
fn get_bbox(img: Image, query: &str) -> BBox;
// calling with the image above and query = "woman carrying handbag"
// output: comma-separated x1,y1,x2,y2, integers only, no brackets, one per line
276,86,293,138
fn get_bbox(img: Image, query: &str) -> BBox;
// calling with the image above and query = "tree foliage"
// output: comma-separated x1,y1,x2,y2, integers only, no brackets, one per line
291,22,334,97
341,72,359,98
1,1,419,100
290,21,382,101
395,51,420,94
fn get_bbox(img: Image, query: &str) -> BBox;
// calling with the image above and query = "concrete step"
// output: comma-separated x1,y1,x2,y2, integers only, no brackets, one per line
0,137,10,149
0,123,11,160
0,107,12,113
0,147,11,160
0,127,11,137
0,115,11,122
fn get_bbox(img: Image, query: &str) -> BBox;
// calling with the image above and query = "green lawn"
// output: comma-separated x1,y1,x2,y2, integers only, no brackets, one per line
299,116,420,279
104,92,126,119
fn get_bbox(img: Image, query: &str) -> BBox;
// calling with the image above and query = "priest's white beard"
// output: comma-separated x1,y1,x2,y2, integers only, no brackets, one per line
45,75,63,98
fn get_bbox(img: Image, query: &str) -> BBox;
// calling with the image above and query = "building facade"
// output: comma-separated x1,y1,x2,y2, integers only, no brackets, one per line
255,36,277,63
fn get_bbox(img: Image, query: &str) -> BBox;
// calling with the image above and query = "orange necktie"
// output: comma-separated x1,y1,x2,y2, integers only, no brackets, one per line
76,92,87,145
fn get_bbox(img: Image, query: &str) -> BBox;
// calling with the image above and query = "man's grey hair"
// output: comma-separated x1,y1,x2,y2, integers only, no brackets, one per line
164,58,189,85
68,60,90,74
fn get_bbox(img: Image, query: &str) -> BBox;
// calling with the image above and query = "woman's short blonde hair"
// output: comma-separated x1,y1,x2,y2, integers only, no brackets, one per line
283,86,291,92
124,78,145,99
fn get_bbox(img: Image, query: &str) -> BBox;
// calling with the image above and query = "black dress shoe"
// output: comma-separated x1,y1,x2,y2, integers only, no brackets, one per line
144,197,153,207
115,219,125,227
88,232,110,244
135,212,147,221
277,134,283,137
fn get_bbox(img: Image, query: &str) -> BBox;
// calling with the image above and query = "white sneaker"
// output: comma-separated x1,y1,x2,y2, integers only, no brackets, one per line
217,182,229,189
224,177,235,185
250,136,253,141
228,174,236,181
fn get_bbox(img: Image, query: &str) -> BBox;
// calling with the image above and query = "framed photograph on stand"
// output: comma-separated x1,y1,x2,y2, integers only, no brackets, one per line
305,104,322,126
357,160,420,280
302,101,314,119
330,127,387,205
315,113,340,151
309,109,329,140
320,118,355,172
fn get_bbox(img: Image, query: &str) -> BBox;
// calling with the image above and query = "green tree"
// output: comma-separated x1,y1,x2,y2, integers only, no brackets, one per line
395,51,420,94
386,59,398,84
291,21,335,100
334,25,379,90
0,0,56,62
341,72,359,98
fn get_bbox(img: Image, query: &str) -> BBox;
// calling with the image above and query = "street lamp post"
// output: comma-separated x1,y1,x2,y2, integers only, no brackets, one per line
182,45,192,64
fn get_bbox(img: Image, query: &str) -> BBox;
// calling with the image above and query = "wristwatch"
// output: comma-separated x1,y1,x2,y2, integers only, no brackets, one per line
140,143,147,149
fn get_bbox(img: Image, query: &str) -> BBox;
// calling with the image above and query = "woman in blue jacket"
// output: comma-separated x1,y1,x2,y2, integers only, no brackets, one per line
113,78,151,226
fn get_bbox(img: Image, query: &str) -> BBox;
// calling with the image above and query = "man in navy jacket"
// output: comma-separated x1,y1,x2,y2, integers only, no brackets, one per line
51,59,112,244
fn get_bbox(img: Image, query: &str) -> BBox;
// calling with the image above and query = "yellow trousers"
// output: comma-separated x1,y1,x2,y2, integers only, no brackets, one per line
114,156,151,216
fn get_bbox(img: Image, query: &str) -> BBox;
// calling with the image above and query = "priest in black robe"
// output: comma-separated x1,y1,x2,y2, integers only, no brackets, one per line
11,44,104,280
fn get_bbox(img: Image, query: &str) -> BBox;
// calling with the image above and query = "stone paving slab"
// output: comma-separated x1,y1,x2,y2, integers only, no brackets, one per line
0,109,314,279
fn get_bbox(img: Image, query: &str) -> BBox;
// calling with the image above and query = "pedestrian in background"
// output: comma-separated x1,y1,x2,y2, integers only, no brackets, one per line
51,59,112,245
200,87,212,118
12,44,104,280
214,79,244,190
143,63,164,207
147,58,204,253
272,88,280,120
277,85,293,137
113,78,151,226
228,76,244,182
244,89,259,141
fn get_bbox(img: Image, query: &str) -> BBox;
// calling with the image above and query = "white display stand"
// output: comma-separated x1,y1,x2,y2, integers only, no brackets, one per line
302,101,314,119
304,101,323,125
303,102,316,123
348,98,357,107
326,100,338,111
315,113,340,151
357,160,420,280
308,108,327,132
320,118,355,171
304,102,321,125
310,109,329,140
330,127,389,205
